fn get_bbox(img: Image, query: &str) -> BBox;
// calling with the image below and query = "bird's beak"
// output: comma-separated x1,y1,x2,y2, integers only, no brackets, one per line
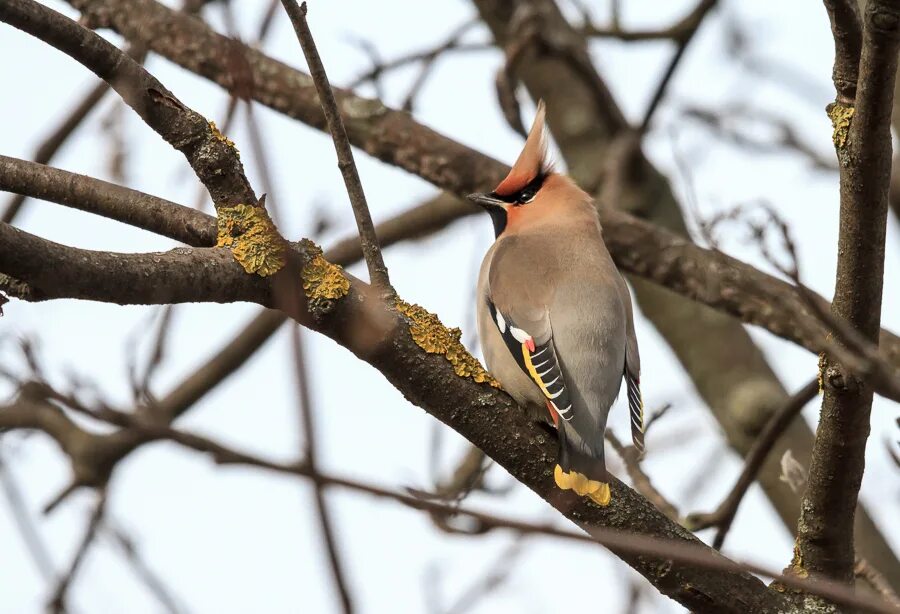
467,192,507,210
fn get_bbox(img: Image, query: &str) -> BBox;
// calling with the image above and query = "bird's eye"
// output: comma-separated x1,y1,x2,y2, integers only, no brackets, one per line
518,187,536,204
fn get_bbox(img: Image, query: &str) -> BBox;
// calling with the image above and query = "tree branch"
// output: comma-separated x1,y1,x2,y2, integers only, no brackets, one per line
290,326,355,614
280,0,391,292
823,0,863,104
0,155,216,246
685,379,819,549
795,0,900,586
637,0,717,133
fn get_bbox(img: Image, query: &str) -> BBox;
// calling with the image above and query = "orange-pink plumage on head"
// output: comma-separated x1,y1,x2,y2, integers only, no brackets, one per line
494,100,551,197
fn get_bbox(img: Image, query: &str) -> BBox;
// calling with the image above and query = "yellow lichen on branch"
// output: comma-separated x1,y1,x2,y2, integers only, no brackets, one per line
216,203,286,276
208,120,238,155
395,299,500,387
826,103,854,149
300,240,350,310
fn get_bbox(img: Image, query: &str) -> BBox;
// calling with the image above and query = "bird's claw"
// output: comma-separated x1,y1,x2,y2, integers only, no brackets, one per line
554,464,610,506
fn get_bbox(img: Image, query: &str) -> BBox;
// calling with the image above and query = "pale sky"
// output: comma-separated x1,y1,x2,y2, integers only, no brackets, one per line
0,1,898,613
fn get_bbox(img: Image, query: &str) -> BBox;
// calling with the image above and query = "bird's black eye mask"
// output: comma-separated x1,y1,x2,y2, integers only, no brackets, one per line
486,173,546,237
494,173,546,206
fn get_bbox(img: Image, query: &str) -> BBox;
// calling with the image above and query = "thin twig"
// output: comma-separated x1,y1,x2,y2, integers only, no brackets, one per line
399,19,479,112
137,305,176,402
0,445,55,579
638,0,717,134
102,522,184,613
684,379,819,549
606,431,678,521
855,556,900,610
47,489,107,613
280,0,392,291
443,540,525,614
290,327,354,614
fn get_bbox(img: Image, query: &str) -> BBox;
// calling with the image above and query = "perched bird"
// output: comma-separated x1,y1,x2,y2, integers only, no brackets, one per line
469,101,644,506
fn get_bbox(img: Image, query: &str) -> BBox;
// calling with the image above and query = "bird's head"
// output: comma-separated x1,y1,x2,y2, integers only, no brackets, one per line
468,101,589,237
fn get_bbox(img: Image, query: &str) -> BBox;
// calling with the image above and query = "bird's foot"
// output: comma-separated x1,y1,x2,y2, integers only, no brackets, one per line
554,464,610,506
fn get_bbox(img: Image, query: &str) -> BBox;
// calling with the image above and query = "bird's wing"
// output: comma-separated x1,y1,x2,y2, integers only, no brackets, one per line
617,274,644,455
485,298,574,424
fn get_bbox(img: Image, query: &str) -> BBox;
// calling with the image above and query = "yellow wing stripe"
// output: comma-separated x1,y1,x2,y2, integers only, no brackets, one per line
522,343,553,398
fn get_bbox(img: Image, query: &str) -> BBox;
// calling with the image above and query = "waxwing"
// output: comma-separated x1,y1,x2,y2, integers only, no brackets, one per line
469,101,644,506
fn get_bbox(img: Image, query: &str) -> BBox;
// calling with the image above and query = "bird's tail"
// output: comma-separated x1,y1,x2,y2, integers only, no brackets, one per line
555,423,610,506
627,373,645,458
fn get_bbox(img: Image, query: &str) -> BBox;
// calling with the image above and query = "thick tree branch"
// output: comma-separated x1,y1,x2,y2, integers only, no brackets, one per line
795,0,900,586
0,223,270,305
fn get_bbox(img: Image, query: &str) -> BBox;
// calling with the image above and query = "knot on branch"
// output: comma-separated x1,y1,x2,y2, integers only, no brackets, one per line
867,4,900,38
216,203,286,276
300,240,350,316
394,299,499,387
826,102,854,149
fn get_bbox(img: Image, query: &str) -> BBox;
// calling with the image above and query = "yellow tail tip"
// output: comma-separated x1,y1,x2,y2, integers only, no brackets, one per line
554,465,611,506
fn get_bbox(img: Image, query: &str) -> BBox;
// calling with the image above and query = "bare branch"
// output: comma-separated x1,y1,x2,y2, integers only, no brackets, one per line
638,0,717,134
280,0,391,292
605,431,678,522
580,0,719,42
101,522,184,613
0,445,55,579
684,379,819,549
0,223,269,306
795,0,900,586
47,489,107,613
290,327,355,614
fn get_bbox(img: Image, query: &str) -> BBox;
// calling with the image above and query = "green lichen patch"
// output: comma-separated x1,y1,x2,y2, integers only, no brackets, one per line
208,120,239,156
216,203,286,276
300,240,350,313
826,103,854,149
395,299,499,387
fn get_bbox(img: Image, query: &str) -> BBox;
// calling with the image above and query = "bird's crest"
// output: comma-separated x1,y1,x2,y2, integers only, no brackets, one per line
495,101,551,197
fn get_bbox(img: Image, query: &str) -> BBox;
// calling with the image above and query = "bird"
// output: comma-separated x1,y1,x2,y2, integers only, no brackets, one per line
468,101,644,506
